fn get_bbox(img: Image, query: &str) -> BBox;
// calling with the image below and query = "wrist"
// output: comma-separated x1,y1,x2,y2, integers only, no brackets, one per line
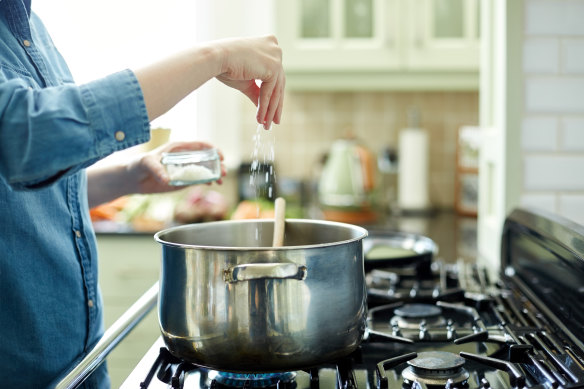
124,157,143,194
197,43,226,78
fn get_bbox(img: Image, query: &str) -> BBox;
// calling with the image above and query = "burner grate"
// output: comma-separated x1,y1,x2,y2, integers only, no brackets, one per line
402,351,469,387
211,371,297,388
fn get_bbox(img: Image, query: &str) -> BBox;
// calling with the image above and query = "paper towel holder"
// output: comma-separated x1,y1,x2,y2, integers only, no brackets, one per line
396,107,434,215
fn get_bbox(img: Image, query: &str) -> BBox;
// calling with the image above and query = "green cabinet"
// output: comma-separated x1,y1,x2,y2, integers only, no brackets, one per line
276,0,480,90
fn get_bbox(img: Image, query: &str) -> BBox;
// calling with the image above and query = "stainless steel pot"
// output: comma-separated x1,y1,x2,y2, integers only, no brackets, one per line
154,219,368,372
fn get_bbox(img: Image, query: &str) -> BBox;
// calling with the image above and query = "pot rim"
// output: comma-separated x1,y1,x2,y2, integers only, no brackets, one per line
154,218,368,251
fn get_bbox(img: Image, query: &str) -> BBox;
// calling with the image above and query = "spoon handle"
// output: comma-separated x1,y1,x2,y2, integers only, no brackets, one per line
272,197,286,247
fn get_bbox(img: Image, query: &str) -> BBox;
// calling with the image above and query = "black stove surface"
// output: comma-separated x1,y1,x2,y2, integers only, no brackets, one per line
124,208,584,389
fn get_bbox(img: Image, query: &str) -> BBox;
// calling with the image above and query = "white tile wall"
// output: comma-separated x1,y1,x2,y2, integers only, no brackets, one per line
525,0,584,35
562,117,584,151
524,155,584,190
520,193,557,213
525,78,584,113
523,38,559,74
559,194,584,225
522,0,584,222
562,39,584,74
521,116,558,150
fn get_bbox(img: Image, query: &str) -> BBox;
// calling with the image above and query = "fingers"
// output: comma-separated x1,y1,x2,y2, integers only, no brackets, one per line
257,72,285,130
274,72,285,124
257,81,273,129
143,154,170,185
242,81,260,108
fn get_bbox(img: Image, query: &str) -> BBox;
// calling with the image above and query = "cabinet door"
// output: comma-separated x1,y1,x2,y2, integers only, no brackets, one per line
277,0,401,71
405,0,480,70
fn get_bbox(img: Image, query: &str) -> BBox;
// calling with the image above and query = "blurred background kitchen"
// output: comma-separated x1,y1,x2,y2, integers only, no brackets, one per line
34,0,584,386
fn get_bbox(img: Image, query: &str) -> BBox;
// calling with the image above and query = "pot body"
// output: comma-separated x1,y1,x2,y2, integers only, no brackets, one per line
154,219,368,372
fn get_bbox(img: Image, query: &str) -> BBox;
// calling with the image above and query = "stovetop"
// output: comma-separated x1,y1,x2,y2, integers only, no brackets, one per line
121,208,584,389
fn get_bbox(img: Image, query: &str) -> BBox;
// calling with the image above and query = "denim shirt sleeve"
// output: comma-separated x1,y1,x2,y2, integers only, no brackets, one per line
0,69,150,189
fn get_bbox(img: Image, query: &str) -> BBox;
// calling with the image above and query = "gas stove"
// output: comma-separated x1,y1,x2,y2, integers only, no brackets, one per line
121,208,584,389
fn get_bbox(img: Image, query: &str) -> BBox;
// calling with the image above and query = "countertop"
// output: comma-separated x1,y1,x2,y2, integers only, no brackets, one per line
95,209,477,264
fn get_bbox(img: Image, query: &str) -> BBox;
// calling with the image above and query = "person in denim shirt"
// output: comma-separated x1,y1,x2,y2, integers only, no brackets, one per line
0,0,285,388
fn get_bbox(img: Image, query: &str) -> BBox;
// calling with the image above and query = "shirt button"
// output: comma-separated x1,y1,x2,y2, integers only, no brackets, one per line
23,39,31,47
74,230,82,238
88,299,94,308
115,131,126,141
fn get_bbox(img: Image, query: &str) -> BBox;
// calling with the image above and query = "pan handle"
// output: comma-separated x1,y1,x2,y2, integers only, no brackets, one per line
224,263,307,283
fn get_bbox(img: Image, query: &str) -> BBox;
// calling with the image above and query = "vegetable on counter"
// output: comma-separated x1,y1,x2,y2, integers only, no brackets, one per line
173,187,228,223
230,198,304,220
89,187,228,232
231,199,275,219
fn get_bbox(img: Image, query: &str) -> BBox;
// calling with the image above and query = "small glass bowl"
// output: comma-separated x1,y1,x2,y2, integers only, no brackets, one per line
161,149,221,186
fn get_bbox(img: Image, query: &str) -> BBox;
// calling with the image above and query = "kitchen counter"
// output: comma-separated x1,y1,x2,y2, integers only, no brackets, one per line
95,209,478,264
96,233,161,386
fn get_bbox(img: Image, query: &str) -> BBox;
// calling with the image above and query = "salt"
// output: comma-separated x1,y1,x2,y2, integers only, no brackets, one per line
248,123,278,244
162,149,220,186
167,164,215,183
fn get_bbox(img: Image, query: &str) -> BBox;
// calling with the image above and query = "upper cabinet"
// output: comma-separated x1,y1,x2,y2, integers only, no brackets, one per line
276,0,480,91
278,0,401,72
405,0,480,70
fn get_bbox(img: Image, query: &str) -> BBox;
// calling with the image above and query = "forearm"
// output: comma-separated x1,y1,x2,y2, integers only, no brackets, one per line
86,164,134,208
86,141,217,208
0,71,149,190
133,35,284,128
133,44,222,121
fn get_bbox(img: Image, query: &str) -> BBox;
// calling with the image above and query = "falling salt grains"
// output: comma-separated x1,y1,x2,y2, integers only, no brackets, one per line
249,123,278,244
249,123,277,201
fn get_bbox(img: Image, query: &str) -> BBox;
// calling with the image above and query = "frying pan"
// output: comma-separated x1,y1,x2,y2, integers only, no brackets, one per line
363,230,438,276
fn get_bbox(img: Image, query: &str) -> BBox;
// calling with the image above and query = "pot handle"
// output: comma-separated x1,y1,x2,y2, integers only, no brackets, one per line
224,263,307,283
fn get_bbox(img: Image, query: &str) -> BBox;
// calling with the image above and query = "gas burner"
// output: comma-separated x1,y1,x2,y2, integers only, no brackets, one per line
402,351,469,388
391,304,447,329
210,371,297,388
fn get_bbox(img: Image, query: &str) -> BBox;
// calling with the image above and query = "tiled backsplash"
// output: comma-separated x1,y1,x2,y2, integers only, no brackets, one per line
521,0,584,225
239,91,479,209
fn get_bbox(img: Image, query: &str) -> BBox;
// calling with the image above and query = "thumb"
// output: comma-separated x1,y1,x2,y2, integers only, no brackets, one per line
237,80,261,107
218,77,261,107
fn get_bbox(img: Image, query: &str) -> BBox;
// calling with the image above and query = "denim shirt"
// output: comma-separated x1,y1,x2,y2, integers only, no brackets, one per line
0,1,150,387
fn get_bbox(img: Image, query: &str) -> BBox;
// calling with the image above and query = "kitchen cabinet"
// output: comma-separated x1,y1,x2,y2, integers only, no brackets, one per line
96,234,161,388
277,0,400,72
404,0,480,70
275,0,480,90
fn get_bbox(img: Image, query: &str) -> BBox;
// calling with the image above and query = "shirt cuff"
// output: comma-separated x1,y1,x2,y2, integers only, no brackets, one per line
79,69,150,157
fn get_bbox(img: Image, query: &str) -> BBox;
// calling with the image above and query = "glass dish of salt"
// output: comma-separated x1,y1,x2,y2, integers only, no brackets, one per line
161,149,221,186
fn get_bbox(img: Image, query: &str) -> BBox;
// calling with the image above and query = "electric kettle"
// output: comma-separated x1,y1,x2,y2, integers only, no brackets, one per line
318,138,376,222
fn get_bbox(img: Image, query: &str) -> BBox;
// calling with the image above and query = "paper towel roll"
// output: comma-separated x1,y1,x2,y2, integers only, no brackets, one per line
398,127,430,211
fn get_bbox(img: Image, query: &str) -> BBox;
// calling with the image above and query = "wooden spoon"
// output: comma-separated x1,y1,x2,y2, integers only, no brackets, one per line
272,197,286,247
